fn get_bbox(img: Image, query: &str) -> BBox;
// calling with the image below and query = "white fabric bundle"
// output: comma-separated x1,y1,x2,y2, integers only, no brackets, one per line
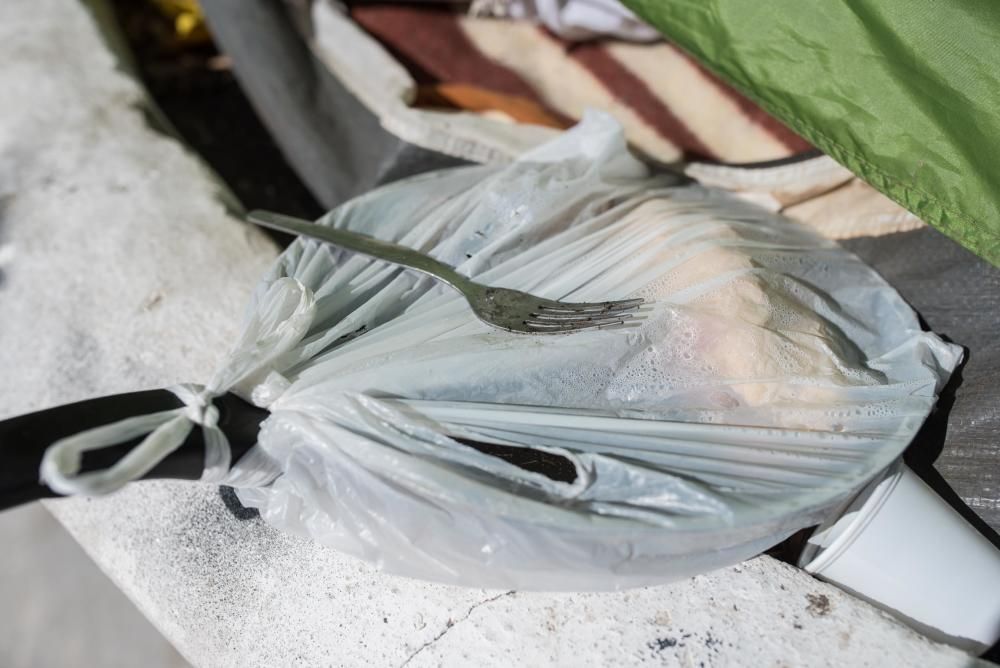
43,113,960,589
470,0,662,42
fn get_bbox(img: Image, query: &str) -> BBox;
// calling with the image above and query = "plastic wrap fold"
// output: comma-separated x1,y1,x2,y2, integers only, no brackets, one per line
215,114,961,589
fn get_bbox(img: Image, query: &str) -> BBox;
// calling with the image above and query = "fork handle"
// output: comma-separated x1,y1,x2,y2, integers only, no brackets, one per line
248,210,475,293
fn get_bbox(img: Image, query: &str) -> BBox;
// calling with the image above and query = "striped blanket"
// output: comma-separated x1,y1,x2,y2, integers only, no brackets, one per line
351,5,812,164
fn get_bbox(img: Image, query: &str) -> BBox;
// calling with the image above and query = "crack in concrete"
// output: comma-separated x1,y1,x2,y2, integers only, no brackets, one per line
399,591,515,667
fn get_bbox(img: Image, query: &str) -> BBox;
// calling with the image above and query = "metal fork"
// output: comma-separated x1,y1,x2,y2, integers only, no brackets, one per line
248,210,643,334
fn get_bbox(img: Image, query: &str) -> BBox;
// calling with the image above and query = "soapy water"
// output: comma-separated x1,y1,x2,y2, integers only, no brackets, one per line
220,113,960,589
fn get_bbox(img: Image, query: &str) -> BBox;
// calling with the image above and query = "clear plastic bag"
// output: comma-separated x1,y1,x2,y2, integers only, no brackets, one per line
220,113,960,589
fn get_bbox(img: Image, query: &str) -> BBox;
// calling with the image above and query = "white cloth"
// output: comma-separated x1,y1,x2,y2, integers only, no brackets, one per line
472,0,662,42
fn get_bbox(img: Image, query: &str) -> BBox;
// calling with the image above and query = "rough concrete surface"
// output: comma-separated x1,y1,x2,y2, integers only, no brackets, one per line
0,0,984,666
0,504,189,668
47,481,983,667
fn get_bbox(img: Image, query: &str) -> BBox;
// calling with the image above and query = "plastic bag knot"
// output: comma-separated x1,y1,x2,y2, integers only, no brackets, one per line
39,279,316,497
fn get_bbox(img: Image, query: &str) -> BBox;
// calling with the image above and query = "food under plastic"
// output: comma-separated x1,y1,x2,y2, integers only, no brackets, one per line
207,113,957,588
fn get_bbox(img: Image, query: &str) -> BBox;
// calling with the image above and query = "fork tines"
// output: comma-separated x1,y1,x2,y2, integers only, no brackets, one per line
524,298,644,331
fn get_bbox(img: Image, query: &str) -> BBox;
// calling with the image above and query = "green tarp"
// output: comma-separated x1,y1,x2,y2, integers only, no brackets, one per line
624,0,1000,266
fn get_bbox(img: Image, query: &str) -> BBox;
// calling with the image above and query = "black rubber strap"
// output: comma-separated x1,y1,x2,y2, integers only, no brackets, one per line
0,390,267,511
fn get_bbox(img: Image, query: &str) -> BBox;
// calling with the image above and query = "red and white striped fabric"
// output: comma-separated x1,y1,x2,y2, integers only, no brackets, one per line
350,5,811,164
311,2,921,240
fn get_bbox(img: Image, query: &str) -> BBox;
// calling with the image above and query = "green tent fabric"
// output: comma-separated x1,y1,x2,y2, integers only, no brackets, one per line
623,0,1000,266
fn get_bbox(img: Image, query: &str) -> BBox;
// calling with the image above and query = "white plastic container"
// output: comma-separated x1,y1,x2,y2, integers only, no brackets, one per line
800,460,1000,652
